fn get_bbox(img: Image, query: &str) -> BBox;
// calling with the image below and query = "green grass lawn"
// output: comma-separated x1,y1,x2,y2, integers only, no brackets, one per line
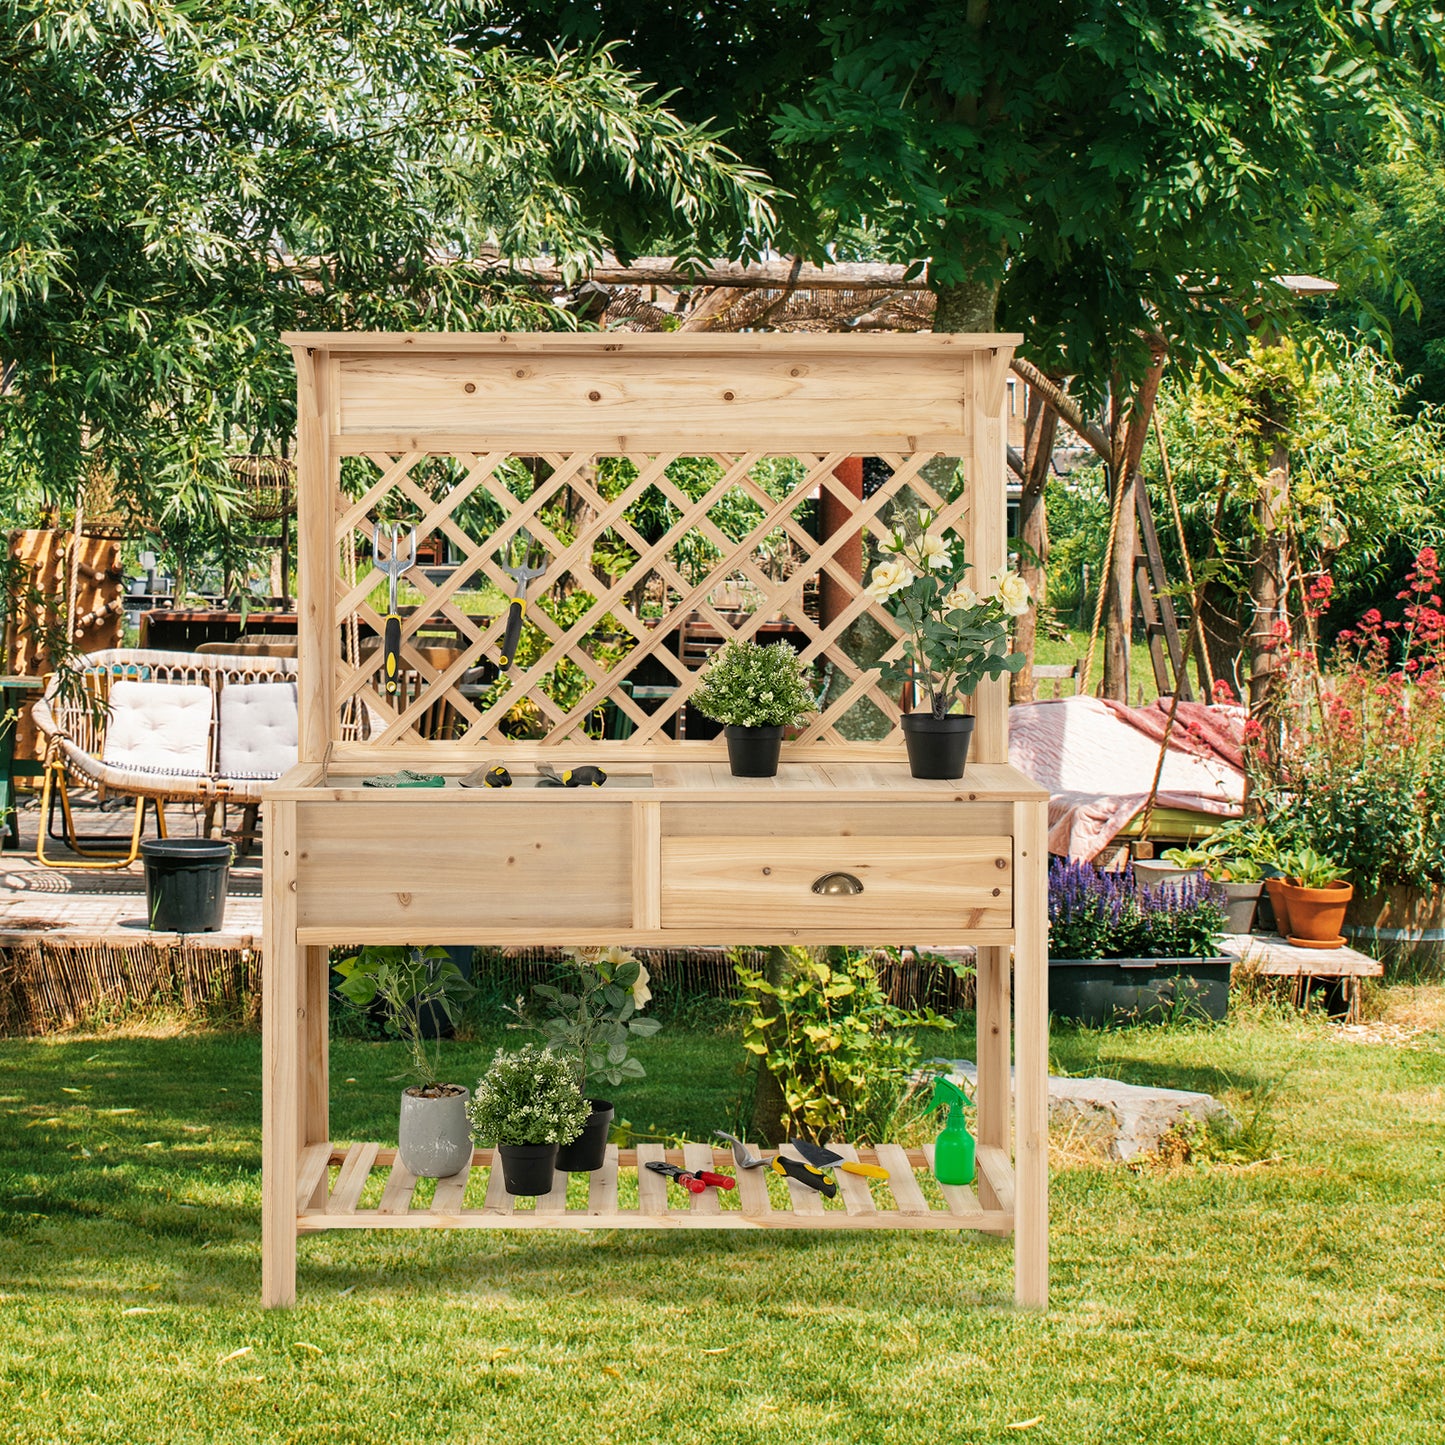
2,990,1443,1445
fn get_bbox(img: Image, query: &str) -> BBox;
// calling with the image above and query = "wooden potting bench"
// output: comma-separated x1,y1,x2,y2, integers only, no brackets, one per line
262,331,1049,1308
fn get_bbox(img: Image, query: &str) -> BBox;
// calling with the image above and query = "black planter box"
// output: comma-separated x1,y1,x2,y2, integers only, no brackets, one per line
1049,956,1231,1026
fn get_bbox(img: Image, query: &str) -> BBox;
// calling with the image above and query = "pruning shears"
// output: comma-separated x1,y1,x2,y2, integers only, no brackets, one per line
645,1161,736,1194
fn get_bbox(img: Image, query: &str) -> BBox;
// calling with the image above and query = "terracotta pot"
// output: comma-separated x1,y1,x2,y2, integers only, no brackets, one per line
1263,878,1293,938
1278,879,1353,946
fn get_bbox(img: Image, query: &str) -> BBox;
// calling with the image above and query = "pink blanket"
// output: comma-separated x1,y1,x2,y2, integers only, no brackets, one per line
1008,695,1245,859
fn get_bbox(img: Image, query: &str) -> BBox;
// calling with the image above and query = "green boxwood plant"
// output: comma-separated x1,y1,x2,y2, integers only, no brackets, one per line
466,1045,590,1146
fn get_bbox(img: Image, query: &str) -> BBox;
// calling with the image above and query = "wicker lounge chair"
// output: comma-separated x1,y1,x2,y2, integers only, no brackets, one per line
31,648,298,868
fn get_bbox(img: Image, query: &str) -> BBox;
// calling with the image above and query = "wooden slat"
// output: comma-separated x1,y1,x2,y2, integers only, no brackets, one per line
376,1158,419,1215
828,1143,877,1217
431,1161,471,1215
682,1141,721,1216
326,1142,379,1216
923,1142,981,1216
482,1150,514,1214
295,1143,332,1215
732,1147,773,1220
588,1144,620,1215
976,1146,1016,1215
874,1143,931,1215
776,1143,826,1216
635,1142,670,1216
535,1162,571,1214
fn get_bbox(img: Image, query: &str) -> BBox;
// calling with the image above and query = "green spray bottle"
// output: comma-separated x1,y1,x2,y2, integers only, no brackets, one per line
924,1075,976,1186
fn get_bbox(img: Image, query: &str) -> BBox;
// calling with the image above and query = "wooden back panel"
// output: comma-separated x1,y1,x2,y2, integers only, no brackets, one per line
285,333,1019,765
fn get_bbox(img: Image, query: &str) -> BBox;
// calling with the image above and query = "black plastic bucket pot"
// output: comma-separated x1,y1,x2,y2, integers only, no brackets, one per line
900,712,975,779
554,1098,614,1172
497,1141,559,1196
724,724,785,777
141,838,233,933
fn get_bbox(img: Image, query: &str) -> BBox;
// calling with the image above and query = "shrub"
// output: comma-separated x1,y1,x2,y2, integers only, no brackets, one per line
466,1045,589,1146
690,638,815,728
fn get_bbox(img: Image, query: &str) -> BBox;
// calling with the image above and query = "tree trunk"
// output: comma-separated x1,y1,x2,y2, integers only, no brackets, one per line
747,945,793,1144
930,274,1001,333
1011,391,1059,704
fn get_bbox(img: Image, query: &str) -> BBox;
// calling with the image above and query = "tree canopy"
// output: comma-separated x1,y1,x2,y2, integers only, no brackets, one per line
0,0,774,534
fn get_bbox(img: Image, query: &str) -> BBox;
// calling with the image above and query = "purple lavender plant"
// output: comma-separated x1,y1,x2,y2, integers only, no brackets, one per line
1049,859,1227,959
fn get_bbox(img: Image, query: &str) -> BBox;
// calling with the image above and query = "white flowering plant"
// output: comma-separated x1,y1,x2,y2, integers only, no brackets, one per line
512,946,661,1093
688,637,815,729
866,511,1029,718
466,1045,590,1147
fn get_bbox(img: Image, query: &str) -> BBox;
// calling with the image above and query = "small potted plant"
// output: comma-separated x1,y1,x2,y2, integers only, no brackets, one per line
1136,845,1211,892
865,510,1028,778
690,637,815,777
1048,859,1231,1024
466,1044,590,1195
1277,847,1353,948
1202,854,1265,933
513,946,661,1171
333,945,475,1179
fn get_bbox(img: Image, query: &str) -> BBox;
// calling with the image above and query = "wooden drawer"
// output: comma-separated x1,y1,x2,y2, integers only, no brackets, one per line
659,834,1013,935
294,801,631,934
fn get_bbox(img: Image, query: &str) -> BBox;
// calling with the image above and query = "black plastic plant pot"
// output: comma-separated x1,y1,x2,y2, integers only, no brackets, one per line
900,712,975,779
1048,957,1231,1026
141,838,233,933
497,1141,560,1196
724,724,785,777
554,1098,614,1172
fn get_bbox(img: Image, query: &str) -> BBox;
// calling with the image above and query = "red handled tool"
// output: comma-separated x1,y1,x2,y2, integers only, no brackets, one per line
645,1161,705,1193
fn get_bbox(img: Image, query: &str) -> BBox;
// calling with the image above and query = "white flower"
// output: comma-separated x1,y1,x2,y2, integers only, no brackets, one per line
865,557,915,600
943,582,980,612
911,533,952,571
996,572,1032,616
631,961,652,1010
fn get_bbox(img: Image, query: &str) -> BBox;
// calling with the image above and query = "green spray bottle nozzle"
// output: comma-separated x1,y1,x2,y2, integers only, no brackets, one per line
923,1074,972,1115
924,1074,975,1186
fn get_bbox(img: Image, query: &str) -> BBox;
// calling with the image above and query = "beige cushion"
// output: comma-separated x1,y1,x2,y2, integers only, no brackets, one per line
100,681,212,775
218,681,298,780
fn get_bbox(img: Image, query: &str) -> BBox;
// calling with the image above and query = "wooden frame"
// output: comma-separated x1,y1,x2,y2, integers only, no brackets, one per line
263,331,1049,1309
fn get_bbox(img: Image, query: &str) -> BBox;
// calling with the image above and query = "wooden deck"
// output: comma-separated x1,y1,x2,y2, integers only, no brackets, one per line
0,791,262,947
1221,933,1383,1022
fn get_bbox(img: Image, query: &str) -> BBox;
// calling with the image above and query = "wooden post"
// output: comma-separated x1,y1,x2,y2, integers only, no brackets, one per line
1102,344,1167,702
291,346,333,764
261,798,300,1309
974,944,1011,1219
1013,799,1049,1309
967,349,1011,764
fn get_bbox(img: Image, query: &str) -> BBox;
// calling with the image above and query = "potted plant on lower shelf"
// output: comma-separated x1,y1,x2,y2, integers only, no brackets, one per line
865,509,1029,779
690,637,815,777
1275,848,1353,948
513,945,661,1171
333,945,475,1179
1048,859,1230,1025
466,1045,590,1196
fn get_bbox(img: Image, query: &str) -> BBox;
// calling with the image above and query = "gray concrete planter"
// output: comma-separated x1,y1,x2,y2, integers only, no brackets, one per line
398,1085,471,1179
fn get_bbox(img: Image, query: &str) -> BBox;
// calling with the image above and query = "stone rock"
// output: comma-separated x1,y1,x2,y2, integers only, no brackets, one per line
940,1060,1233,1162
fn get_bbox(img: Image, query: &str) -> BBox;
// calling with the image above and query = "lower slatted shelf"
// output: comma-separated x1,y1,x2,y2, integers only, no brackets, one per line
297,1141,1014,1233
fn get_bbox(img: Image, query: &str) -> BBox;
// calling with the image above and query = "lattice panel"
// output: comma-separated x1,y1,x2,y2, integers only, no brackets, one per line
331,450,973,748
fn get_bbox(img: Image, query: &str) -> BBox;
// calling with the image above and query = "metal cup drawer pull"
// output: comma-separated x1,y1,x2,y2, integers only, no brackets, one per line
811,871,864,896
